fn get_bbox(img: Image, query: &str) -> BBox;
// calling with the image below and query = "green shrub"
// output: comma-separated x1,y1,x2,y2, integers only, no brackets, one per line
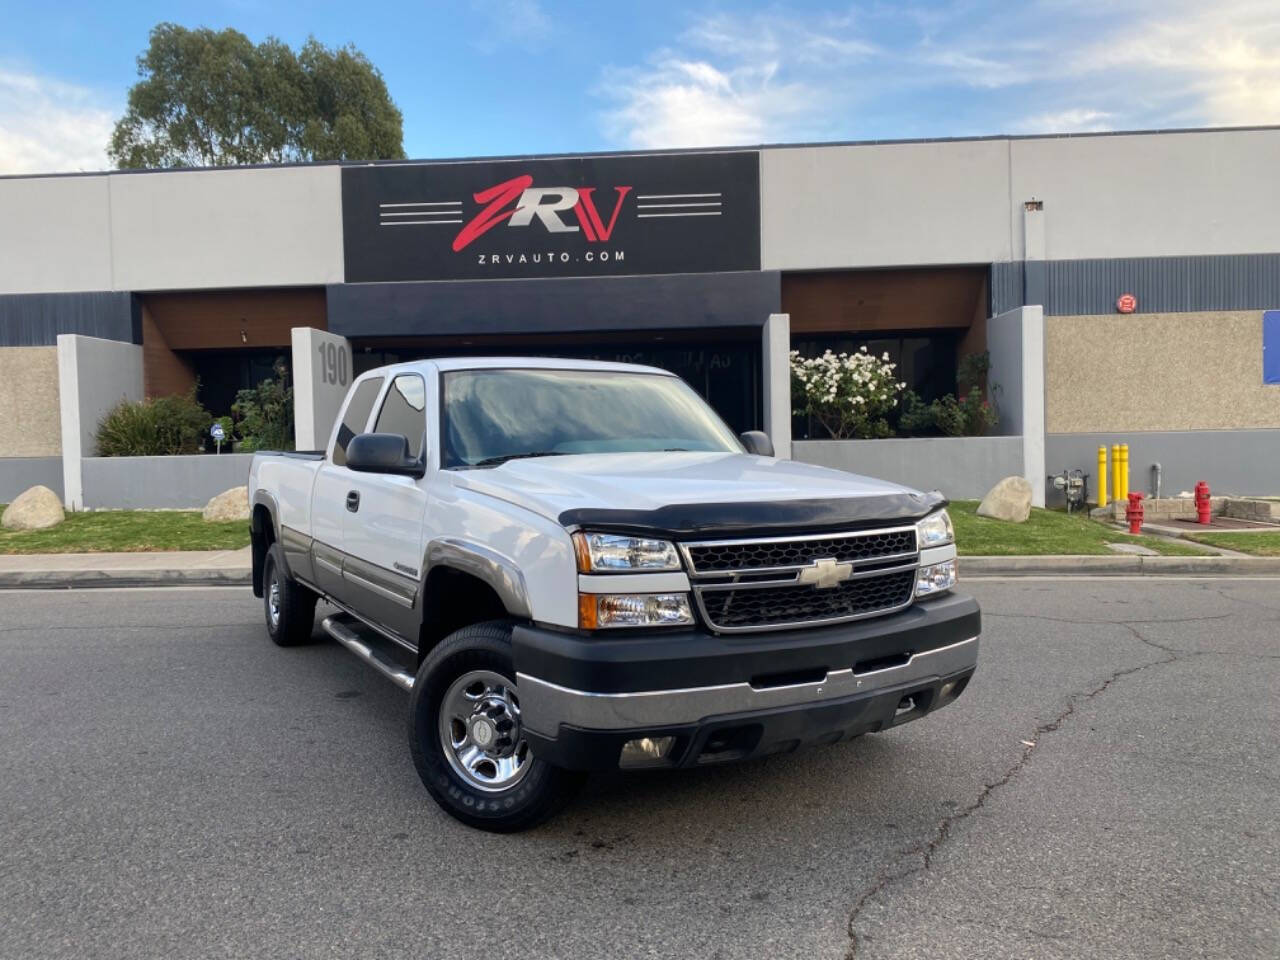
898,352,1000,438
233,359,294,452
95,388,211,456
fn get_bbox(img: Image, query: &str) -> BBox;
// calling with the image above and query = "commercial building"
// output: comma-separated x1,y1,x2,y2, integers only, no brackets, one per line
2,126,1278,509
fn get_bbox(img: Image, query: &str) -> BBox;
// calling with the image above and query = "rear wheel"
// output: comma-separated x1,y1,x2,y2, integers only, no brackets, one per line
408,621,583,832
262,542,318,646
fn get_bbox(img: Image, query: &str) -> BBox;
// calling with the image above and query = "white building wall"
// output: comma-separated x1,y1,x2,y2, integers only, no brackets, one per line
0,176,113,294
109,165,344,290
760,138,1014,270
1008,129,1280,260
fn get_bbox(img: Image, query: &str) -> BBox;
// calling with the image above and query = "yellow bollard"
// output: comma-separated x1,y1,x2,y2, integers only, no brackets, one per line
1111,444,1122,507
1096,445,1108,507
1120,443,1130,501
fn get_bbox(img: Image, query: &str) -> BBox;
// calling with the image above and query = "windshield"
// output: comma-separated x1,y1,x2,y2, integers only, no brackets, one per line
442,368,743,467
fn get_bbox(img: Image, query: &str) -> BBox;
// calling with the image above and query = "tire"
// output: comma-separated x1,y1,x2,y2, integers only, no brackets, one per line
408,620,584,832
262,542,318,647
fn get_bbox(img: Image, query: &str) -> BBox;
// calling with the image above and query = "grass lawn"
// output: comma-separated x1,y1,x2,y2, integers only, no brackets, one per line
1183,532,1280,556
0,508,250,554
949,500,1214,557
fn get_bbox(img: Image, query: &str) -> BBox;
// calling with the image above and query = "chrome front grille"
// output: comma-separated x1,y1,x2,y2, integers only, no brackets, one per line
681,527,919,633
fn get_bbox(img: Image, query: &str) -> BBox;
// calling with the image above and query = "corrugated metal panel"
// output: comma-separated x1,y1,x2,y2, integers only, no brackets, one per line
991,253,1280,316
0,292,139,346
989,262,1024,315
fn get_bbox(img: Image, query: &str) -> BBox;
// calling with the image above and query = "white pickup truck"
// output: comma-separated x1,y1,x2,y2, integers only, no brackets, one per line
248,357,979,831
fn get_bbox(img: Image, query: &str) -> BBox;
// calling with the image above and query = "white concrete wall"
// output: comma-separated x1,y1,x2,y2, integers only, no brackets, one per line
82,454,253,509
794,437,1024,501
986,306,1046,507
292,327,353,451
109,166,344,290
1008,129,1280,260
761,139,1013,269
761,313,792,458
0,176,113,293
57,334,144,509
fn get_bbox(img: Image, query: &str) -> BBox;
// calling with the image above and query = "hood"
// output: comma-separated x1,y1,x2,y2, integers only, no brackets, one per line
450,452,943,536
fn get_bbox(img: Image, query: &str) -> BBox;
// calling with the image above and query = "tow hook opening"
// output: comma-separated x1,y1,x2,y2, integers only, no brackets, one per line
892,688,934,723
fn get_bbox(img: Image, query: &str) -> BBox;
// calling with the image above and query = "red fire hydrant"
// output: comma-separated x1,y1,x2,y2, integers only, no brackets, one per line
1126,491,1145,534
1195,481,1212,525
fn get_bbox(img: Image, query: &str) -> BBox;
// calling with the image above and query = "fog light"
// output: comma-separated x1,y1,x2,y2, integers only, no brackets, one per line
915,559,957,597
619,736,675,769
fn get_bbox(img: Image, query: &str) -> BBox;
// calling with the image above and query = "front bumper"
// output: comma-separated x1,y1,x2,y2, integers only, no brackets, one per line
513,591,980,770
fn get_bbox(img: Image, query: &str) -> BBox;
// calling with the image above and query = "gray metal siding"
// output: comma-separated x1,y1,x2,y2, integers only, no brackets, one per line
0,292,140,346
991,253,1280,316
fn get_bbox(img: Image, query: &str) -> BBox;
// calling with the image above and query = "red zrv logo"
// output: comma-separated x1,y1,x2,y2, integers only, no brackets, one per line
451,175,632,252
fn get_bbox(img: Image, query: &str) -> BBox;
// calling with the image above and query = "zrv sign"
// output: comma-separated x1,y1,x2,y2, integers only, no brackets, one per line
341,151,760,282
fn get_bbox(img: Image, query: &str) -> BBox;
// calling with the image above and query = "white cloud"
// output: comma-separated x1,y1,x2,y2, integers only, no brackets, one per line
0,69,115,175
599,57,817,149
598,1,1280,148
1021,108,1114,134
598,11,873,148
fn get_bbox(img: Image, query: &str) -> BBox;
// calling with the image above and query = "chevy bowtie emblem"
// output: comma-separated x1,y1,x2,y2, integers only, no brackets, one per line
797,557,854,589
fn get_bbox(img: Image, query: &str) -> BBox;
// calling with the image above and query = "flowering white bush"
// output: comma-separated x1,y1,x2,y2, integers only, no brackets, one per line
790,347,907,439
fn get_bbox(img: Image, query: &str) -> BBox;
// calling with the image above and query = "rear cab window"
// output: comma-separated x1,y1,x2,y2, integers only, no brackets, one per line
331,377,384,466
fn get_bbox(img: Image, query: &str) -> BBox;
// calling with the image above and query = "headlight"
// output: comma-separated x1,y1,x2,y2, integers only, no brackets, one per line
916,559,957,597
578,592,694,629
915,508,954,548
573,532,681,572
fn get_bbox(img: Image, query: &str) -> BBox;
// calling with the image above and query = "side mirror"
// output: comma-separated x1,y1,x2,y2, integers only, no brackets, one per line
740,430,775,457
346,433,425,478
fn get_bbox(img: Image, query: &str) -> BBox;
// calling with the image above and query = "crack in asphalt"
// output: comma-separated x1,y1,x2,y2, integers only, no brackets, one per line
842,617,1188,960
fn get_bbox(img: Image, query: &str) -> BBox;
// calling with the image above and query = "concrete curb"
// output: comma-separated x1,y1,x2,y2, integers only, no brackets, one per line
2,554,1279,589
962,555,1280,576
0,568,251,589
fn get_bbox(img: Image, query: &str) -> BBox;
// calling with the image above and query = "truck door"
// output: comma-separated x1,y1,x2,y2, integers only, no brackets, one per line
340,372,430,642
311,376,384,600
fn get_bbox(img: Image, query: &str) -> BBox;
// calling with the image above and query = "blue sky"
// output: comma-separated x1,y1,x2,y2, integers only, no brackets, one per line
1,0,1278,173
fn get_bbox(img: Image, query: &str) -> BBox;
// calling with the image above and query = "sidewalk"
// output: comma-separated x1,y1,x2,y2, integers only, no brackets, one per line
1,547,1279,589
0,548,252,588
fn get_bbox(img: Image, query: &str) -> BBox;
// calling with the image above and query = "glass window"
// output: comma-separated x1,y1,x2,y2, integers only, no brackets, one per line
373,374,428,459
442,368,742,468
332,377,384,466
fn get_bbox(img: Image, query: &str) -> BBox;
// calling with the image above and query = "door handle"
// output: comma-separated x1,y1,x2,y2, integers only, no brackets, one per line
346,490,360,513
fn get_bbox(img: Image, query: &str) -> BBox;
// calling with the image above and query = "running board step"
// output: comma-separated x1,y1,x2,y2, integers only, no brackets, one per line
320,614,416,692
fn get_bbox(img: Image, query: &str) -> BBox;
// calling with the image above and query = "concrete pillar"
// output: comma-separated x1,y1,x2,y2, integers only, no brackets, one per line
987,306,1046,507
292,327,353,452
56,334,144,510
762,313,792,459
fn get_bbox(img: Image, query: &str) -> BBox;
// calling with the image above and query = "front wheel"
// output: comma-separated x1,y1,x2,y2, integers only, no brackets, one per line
408,621,583,832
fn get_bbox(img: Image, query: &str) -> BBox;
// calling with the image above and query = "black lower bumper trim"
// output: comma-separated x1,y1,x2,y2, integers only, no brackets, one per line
525,666,975,771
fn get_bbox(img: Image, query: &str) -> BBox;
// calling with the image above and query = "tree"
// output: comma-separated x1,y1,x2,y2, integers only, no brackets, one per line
108,24,405,169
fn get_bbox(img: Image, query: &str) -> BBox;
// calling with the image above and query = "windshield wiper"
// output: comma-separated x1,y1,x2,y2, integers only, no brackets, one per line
473,451,569,467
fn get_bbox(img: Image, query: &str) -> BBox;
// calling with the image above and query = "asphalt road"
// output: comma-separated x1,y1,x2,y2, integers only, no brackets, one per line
1,579,1276,960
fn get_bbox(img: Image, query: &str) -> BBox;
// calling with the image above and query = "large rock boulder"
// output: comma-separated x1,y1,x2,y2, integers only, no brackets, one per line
202,486,250,522
976,476,1033,523
2,485,65,531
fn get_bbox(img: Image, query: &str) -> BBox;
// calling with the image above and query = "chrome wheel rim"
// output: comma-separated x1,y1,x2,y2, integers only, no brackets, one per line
267,574,281,628
438,669,530,792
